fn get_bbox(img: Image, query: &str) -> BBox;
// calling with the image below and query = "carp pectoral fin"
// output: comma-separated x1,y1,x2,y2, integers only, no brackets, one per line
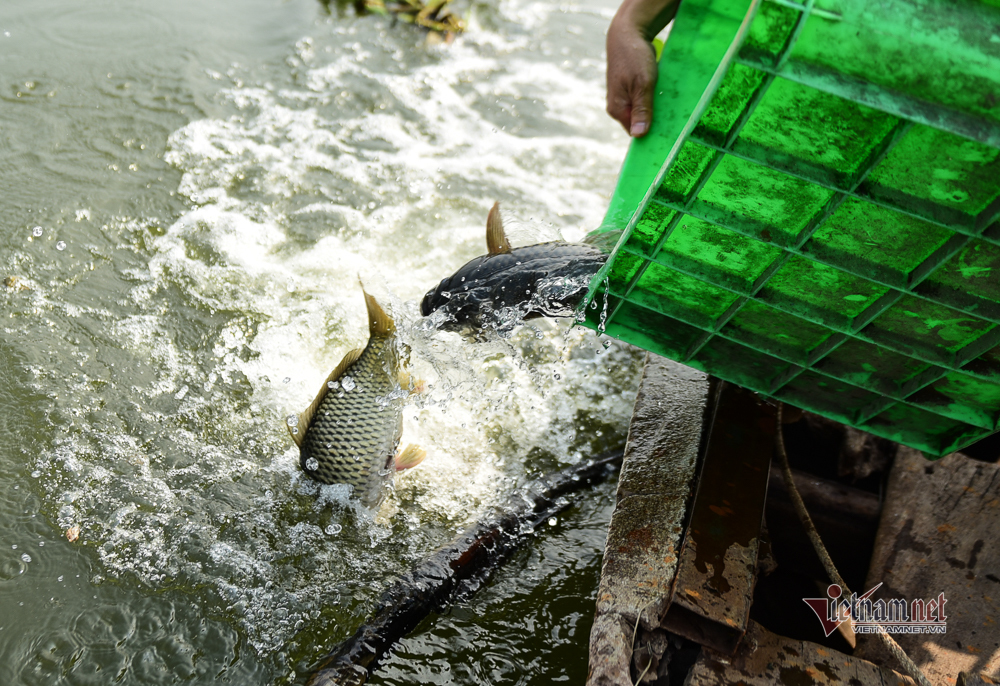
360,282,396,338
397,370,427,394
395,444,426,471
486,201,511,256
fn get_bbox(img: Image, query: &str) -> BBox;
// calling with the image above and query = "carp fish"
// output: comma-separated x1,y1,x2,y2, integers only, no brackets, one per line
420,203,609,334
287,287,425,507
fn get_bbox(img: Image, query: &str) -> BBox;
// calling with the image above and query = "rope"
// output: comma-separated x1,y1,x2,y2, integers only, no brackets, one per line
775,403,931,686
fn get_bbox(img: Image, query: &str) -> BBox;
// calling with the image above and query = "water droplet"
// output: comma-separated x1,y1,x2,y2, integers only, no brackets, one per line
325,523,342,535
305,457,319,471
286,414,298,428
327,380,339,390
341,376,355,391
10,545,16,550
55,241,66,251
553,373,560,380
30,470,40,478
603,339,611,349
57,575,64,582
548,517,557,526
283,377,291,384
31,226,43,237
20,553,31,563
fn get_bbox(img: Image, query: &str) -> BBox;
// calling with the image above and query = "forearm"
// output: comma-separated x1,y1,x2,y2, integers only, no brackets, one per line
609,0,680,43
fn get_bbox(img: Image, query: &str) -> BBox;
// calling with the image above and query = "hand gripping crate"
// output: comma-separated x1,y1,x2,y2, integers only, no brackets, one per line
584,0,1000,457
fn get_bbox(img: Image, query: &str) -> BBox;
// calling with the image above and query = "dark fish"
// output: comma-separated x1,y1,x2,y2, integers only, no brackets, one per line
287,288,425,507
420,203,609,334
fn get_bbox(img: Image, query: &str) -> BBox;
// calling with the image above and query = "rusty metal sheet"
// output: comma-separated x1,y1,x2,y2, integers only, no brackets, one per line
855,448,1000,684
687,621,914,686
587,354,712,686
662,383,774,655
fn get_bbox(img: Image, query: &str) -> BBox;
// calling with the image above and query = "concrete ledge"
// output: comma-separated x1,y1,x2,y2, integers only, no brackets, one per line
587,354,710,686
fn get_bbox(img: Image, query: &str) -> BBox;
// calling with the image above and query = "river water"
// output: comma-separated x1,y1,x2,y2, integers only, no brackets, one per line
0,0,643,682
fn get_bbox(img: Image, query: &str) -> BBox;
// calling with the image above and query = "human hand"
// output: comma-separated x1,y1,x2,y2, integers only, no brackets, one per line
605,0,680,137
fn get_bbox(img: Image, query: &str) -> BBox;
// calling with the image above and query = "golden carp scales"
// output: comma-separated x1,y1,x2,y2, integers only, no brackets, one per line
287,288,425,507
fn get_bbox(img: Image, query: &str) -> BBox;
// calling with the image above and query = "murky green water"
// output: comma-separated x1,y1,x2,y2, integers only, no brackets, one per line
0,0,641,682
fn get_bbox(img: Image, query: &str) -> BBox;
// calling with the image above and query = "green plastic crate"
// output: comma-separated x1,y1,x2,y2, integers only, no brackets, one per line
584,0,1000,457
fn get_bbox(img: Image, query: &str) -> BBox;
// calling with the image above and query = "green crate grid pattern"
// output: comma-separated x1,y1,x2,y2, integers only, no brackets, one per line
585,0,1000,456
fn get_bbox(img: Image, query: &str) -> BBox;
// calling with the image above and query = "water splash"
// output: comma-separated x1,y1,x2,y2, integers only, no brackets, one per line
18,0,639,667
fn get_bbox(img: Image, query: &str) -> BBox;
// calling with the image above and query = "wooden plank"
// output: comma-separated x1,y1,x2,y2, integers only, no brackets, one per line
687,620,915,686
587,354,711,686
855,448,1000,685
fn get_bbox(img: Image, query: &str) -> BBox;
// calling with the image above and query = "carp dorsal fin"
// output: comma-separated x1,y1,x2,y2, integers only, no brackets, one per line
485,202,511,256
287,347,364,447
362,286,395,338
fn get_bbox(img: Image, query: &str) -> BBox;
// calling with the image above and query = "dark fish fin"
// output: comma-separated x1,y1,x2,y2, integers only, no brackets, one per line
289,347,364,446
485,201,511,256
362,287,396,338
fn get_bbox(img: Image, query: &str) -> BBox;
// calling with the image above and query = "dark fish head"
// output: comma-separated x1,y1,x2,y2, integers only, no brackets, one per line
421,242,606,334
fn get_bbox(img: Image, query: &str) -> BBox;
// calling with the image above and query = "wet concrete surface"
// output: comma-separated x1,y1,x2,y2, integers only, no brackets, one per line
587,354,711,686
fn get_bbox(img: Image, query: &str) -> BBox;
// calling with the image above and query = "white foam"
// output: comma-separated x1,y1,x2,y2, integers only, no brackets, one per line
34,0,640,659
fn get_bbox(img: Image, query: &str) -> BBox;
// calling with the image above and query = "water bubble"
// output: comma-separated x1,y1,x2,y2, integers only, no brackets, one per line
553,373,561,380
31,226,43,237
327,380,339,390
55,241,66,251
341,376,355,391
548,517,558,526
283,377,291,384
286,414,298,428
20,553,31,563
305,457,319,471
325,523,342,535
